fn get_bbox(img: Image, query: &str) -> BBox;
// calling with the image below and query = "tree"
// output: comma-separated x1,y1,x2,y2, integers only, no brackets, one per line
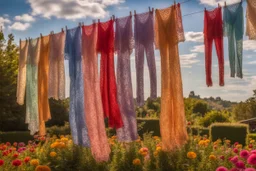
199,110,230,127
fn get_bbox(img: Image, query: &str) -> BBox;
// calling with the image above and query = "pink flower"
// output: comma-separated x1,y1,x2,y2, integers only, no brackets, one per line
234,142,239,146
251,150,256,154
245,168,256,171
235,160,245,169
240,150,250,159
5,142,11,146
230,156,239,164
229,168,239,171
233,148,239,153
216,166,228,171
249,144,253,148
248,154,256,165
18,142,25,147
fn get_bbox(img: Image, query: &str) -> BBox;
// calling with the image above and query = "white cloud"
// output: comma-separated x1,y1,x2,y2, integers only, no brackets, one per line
200,0,241,6
191,45,205,53
185,32,204,42
15,14,35,22
9,22,30,31
247,61,256,65
243,40,256,52
0,17,11,29
180,53,200,68
28,0,124,20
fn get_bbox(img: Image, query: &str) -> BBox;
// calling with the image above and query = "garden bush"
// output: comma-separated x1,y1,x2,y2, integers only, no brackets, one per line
248,133,256,141
199,110,230,127
210,123,249,145
187,126,209,136
0,131,33,143
137,118,160,137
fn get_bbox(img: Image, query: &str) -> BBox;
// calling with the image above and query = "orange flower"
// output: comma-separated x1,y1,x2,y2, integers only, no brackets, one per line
24,157,30,163
35,165,51,171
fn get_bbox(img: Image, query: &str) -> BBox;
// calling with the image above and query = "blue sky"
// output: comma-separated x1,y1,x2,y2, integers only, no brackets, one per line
0,0,256,102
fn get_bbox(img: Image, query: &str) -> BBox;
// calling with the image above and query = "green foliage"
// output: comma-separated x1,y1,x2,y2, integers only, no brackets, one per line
199,110,230,127
136,98,160,118
233,95,256,121
248,133,256,142
0,131,33,143
210,123,249,145
137,118,160,137
188,126,209,136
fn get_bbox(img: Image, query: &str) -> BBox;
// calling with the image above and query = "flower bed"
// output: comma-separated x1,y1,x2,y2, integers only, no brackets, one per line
1,134,256,171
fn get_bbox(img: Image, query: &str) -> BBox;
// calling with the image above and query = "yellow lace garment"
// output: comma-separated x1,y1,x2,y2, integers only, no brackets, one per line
155,4,187,151
38,35,51,136
246,0,256,40
17,40,28,105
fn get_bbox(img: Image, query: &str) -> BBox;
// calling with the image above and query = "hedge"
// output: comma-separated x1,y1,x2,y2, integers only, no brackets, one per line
0,131,33,144
248,133,256,142
188,126,209,136
210,123,249,145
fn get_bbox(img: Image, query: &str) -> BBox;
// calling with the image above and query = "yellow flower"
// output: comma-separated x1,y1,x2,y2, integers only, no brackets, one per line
111,136,117,140
209,155,216,160
236,144,243,149
198,140,208,147
139,148,149,157
40,149,44,153
132,158,141,165
58,142,66,149
153,136,160,140
61,138,69,143
35,165,51,171
50,152,57,158
250,140,255,144
50,142,58,149
153,151,158,157
225,140,231,144
30,159,39,166
156,146,162,152
205,139,210,143
60,135,65,138
187,152,197,159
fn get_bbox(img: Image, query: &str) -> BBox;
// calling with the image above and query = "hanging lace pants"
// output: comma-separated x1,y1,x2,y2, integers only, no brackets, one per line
134,11,157,106
204,7,224,86
246,0,256,40
26,38,40,135
82,23,110,162
115,16,138,142
224,2,244,78
65,27,90,147
155,4,187,151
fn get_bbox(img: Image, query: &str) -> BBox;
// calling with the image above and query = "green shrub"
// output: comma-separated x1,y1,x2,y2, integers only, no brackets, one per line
210,123,249,145
199,110,230,127
0,131,33,143
248,133,256,142
137,118,160,137
47,122,71,136
188,126,209,136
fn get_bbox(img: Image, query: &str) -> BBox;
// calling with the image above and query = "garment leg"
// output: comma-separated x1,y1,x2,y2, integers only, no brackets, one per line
135,43,145,106
214,37,225,86
204,37,213,87
145,42,157,100
228,32,236,78
235,37,243,78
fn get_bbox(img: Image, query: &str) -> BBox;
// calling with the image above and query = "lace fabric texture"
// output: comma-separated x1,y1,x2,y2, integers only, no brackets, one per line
204,7,224,86
224,2,244,78
81,24,110,161
115,16,138,142
134,11,157,106
97,20,123,129
17,40,28,105
65,26,90,147
48,31,66,100
26,38,41,135
38,35,51,136
246,0,256,40
155,4,188,151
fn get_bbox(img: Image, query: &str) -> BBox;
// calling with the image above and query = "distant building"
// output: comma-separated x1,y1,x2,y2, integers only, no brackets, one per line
239,117,256,133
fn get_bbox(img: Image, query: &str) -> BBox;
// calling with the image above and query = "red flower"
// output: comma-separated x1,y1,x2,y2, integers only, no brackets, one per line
6,142,11,147
29,148,35,153
0,160,4,166
187,121,191,126
12,153,19,158
13,142,18,147
249,144,253,148
12,159,22,167
234,142,239,146
24,157,30,163
220,155,225,160
2,150,9,156
233,148,239,153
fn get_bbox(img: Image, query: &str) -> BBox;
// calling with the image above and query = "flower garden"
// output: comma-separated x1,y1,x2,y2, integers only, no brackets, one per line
1,131,256,171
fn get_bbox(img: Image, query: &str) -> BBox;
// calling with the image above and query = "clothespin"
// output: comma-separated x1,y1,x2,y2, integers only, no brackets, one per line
61,28,64,32
65,26,68,31
218,3,220,7
82,22,84,26
112,15,115,21
130,11,132,16
174,0,176,5
40,33,43,38
149,7,151,12
205,7,206,11
98,19,100,23
224,1,226,7
134,10,136,15
51,31,54,34
78,22,81,27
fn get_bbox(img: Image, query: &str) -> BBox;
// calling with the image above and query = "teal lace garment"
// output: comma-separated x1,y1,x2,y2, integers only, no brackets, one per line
26,38,40,135
223,2,244,78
